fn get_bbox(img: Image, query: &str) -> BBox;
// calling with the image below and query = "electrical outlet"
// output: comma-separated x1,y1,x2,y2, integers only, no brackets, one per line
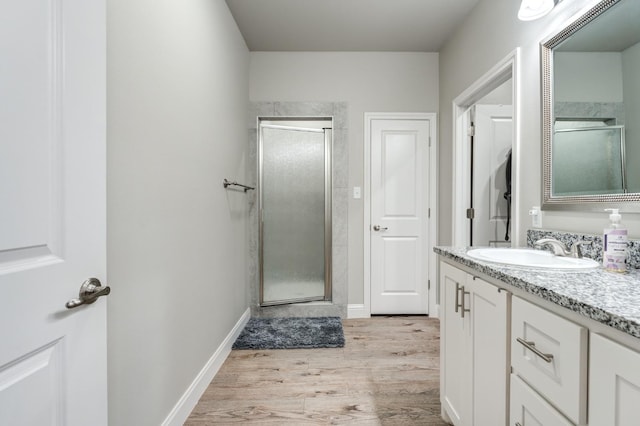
529,206,542,228
353,186,361,199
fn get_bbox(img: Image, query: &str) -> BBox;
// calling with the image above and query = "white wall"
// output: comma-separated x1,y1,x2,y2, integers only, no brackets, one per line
250,52,438,305
439,0,640,245
107,1,249,425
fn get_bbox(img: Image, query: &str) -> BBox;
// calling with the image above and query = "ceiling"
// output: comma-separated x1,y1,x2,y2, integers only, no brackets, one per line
225,0,480,52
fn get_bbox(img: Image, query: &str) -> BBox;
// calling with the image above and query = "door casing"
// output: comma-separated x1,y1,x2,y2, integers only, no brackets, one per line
452,49,520,248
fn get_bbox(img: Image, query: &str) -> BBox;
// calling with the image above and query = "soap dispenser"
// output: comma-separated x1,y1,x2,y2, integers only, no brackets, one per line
603,208,628,272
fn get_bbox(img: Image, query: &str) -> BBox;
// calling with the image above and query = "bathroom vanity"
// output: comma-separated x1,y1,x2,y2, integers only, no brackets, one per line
436,246,640,426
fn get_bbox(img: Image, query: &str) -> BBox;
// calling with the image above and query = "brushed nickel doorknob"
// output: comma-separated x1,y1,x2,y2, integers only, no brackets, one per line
66,278,111,309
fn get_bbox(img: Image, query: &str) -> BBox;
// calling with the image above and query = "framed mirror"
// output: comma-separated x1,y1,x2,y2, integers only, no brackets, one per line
541,0,640,211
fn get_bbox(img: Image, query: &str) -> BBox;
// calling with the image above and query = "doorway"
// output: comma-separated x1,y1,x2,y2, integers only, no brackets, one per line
452,49,520,247
258,118,332,306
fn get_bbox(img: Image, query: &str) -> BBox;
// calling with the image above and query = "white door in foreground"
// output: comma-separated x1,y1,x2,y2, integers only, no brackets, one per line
0,0,108,424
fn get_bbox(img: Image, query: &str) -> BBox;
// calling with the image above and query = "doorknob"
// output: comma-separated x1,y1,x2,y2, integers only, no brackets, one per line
372,225,388,231
66,278,111,309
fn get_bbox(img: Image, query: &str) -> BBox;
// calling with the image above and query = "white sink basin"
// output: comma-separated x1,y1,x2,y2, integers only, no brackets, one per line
466,248,599,270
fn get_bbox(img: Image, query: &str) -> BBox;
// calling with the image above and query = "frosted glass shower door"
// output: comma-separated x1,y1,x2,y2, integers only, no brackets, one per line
259,123,331,306
553,126,626,196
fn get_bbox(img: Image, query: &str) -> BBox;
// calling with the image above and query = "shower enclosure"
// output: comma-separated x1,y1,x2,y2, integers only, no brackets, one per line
258,118,332,306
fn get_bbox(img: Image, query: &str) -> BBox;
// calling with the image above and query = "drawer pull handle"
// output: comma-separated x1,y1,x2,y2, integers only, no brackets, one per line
515,423,522,426
460,286,470,318
516,337,554,363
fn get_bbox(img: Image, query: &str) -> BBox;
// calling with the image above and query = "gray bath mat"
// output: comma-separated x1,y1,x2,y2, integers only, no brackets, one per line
232,317,345,350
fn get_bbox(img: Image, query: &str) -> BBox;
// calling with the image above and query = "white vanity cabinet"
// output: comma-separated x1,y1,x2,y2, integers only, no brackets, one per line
589,333,640,426
438,252,640,426
440,261,510,426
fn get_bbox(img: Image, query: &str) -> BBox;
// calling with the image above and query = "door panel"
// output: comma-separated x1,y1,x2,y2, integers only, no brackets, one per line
440,262,469,424
470,277,509,426
0,0,107,424
371,119,429,314
0,342,63,425
383,133,417,215
473,105,513,247
382,237,418,293
0,0,63,269
589,333,640,426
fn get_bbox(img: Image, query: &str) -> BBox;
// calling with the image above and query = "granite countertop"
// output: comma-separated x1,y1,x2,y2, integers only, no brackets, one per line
435,246,640,339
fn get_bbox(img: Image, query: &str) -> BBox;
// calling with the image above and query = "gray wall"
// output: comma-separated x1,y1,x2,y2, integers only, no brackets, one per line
107,1,249,425
250,52,439,305
439,0,640,246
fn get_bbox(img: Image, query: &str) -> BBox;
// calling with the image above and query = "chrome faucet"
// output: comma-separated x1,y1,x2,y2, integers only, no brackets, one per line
534,238,593,258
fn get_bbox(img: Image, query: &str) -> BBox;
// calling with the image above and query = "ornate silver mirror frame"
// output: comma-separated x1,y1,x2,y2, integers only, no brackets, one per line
541,0,640,211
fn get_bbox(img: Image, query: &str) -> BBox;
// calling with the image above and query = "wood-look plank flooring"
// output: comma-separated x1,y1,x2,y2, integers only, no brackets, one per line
185,316,448,425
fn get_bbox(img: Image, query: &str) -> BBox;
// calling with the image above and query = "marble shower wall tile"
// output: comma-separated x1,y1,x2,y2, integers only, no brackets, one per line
246,129,257,187
527,229,640,269
248,102,274,129
555,101,625,125
274,101,334,117
332,102,348,129
331,244,348,306
332,188,348,248
332,128,348,189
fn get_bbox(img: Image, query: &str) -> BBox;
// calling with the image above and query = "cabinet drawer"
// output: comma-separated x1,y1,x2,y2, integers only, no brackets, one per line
511,297,587,425
510,374,574,426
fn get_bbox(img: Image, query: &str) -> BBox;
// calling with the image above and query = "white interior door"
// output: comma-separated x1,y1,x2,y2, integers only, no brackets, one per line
0,0,107,425
370,118,430,314
472,104,513,247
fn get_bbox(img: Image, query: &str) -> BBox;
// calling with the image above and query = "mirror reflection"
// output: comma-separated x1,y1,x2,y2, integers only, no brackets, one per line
543,0,640,207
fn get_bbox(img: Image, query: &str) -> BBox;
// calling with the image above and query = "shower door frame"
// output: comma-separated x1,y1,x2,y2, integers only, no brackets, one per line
258,117,333,307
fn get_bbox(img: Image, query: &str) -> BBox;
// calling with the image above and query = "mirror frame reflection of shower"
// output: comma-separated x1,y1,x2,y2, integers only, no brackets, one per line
258,117,333,306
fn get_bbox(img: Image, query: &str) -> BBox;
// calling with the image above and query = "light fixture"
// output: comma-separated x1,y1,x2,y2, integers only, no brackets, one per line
518,0,556,21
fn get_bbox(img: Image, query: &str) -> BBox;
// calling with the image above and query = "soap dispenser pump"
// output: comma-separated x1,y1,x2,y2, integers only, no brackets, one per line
603,208,627,272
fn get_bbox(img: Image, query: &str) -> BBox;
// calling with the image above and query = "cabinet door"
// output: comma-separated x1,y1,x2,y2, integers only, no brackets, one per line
589,333,640,426
469,276,509,426
510,374,574,426
440,262,470,425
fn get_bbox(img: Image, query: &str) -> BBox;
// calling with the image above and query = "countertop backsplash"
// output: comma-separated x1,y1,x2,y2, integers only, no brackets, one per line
527,229,640,269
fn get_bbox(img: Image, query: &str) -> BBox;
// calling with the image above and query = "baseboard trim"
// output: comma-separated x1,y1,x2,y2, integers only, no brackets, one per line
161,307,251,426
432,304,440,319
347,304,370,319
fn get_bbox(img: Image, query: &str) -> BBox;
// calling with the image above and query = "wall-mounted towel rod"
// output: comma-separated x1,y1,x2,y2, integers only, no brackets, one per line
223,178,255,192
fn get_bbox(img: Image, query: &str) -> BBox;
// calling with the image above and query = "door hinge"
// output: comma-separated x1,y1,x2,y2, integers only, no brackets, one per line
468,125,475,137
428,208,431,218
428,136,432,147
466,208,475,219
428,279,431,290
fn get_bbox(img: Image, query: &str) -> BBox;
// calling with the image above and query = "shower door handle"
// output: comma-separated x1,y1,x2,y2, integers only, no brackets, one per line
372,225,388,231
